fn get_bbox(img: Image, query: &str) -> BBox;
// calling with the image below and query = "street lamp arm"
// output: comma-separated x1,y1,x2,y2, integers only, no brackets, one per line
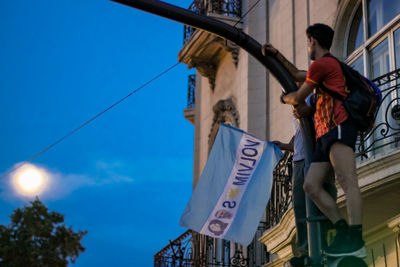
110,0,298,95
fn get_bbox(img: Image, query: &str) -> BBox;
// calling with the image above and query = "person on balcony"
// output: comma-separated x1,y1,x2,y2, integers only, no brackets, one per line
270,94,336,266
262,23,366,258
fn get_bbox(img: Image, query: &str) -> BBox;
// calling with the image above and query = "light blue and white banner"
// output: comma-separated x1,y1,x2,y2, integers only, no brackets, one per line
180,124,283,245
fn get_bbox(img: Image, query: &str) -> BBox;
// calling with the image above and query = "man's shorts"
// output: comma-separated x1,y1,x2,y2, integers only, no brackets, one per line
312,119,358,163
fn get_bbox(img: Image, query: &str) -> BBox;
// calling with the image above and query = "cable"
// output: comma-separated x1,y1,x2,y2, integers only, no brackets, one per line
4,0,264,178
2,62,180,178
233,0,263,27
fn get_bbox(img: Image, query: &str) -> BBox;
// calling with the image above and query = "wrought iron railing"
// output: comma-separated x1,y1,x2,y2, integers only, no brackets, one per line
246,221,269,266
265,151,293,230
187,74,196,108
184,0,242,44
154,230,193,267
356,68,400,160
154,228,269,267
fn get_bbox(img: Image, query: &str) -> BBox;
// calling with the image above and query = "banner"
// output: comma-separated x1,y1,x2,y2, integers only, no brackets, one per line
180,124,282,245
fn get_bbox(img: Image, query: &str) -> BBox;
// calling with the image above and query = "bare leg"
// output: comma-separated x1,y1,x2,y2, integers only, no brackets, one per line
303,162,342,223
329,142,362,225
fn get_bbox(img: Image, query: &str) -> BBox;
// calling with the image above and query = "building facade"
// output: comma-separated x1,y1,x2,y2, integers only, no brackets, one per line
154,0,400,266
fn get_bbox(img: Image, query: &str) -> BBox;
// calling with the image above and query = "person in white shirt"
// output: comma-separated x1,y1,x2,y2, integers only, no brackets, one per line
273,95,336,266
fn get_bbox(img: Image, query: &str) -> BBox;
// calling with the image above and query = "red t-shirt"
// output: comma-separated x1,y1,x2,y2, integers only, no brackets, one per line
305,54,349,138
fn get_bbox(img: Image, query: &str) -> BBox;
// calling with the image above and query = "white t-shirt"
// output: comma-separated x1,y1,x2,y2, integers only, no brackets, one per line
293,94,314,162
293,118,305,161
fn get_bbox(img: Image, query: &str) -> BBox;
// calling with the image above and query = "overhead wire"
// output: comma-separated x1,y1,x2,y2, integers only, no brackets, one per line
3,0,265,178
2,62,180,178
233,0,263,27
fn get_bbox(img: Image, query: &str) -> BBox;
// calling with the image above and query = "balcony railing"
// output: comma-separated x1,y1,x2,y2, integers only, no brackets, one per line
265,151,293,230
154,229,268,267
183,0,242,44
356,68,400,160
187,74,196,108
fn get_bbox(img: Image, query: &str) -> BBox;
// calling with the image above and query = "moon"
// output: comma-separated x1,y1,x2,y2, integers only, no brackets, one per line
12,164,48,196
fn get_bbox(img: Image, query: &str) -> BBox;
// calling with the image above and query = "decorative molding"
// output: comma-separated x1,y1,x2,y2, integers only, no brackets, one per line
208,98,240,152
359,214,400,246
387,214,400,233
179,30,240,90
190,57,217,90
213,36,240,66
331,0,360,60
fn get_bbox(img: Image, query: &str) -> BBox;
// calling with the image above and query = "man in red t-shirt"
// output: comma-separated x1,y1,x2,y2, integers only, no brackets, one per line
262,23,366,259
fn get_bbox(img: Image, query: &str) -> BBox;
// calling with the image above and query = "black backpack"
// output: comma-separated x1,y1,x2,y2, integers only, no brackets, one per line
319,55,382,133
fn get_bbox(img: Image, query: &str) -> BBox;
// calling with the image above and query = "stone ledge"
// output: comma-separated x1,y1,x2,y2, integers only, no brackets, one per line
259,207,296,256
337,149,400,204
183,107,195,125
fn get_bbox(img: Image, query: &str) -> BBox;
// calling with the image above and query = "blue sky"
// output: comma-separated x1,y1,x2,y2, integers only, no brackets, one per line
0,1,194,266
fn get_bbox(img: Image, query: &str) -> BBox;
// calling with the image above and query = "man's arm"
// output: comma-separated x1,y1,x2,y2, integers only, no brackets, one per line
272,137,294,152
261,44,307,82
293,101,315,118
282,82,315,106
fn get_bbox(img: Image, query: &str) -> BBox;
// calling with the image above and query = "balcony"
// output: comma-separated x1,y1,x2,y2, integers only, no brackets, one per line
356,68,400,161
154,229,269,267
179,0,242,90
183,0,242,44
184,74,196,125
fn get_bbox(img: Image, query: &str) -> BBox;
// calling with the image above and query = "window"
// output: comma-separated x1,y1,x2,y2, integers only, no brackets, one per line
346,0,400,159
346,0,400,76
368,0,400,37
350,55,364,74
347,5,364,56
369,39,391,156
395,28,400,68
370,38,390,79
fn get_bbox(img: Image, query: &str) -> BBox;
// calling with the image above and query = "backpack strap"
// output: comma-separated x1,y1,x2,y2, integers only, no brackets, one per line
318,82,345,101
318,54,347,101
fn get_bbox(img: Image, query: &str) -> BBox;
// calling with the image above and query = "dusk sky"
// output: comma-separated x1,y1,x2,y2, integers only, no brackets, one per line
0,1,195,266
